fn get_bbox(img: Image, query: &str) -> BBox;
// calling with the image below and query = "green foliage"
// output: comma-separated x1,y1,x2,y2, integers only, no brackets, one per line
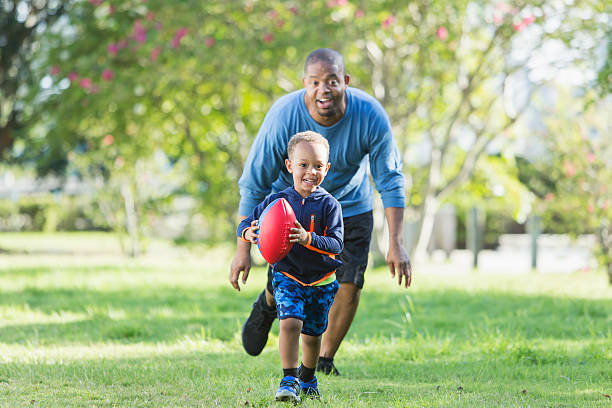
3,0,610,247
0,195,111,232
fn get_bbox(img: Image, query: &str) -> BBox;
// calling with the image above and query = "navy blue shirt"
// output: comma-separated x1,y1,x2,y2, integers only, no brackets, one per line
237,186,343,286
238,87,405,218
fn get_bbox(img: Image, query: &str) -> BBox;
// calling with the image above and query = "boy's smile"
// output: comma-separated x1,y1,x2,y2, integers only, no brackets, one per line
285,141,331,198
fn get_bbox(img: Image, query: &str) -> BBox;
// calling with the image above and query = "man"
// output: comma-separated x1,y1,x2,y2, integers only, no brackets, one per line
229,48,412,376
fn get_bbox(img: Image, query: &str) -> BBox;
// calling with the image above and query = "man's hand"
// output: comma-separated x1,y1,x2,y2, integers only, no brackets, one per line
387,242,412,288
229,240,252,291
384,206,412,288
289,220,309,245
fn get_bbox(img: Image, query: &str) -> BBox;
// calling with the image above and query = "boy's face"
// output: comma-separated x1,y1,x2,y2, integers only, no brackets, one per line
285,141,330,198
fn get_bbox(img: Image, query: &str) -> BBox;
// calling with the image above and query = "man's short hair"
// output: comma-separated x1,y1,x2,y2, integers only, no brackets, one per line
287,131,330,160
304,48,346,77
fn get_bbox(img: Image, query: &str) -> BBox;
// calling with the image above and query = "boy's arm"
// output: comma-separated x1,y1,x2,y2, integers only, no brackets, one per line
303,200,344,255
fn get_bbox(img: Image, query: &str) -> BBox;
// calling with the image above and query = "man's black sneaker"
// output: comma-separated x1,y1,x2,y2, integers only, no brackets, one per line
316,359,340,376
241,290,277,356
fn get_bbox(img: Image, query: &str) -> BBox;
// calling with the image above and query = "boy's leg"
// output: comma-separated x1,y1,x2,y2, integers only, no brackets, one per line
299,333,322,399
300,333,321,369
273,273,305,403
300,280,339,398
279,317,302,369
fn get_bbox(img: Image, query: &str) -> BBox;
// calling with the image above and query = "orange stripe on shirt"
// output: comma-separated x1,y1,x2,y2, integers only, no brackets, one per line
304,242,340,256
280,270,336,287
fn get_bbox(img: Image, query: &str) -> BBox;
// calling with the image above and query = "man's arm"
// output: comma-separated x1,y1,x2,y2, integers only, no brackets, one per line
385,206,412,288
230,215,251,291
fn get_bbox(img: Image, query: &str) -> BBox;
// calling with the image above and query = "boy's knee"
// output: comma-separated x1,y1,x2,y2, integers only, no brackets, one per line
280,317,302,332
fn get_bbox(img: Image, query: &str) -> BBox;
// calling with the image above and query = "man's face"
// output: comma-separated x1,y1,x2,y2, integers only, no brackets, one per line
302,61,350,126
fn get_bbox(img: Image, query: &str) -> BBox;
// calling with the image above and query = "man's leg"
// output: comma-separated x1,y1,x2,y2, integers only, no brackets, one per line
317,211,373,375
241,266,277,356
319,282,360,359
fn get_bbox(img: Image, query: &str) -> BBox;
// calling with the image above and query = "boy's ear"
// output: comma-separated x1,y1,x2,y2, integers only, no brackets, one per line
285,158,292,173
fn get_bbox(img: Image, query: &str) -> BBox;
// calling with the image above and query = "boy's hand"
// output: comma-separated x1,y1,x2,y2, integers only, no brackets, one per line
244,220,259,244
289,220,309,245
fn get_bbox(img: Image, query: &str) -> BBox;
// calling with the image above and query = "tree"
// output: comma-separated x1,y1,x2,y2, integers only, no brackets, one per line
0,0,67,162
521,91,612,283
8,0,610,256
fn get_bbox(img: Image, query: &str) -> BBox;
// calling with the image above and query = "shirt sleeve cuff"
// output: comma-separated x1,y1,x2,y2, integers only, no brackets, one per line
380,190,406,208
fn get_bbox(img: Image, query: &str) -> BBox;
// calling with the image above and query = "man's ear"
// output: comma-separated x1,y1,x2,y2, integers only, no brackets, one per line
285,158,293,173
344,74,350,86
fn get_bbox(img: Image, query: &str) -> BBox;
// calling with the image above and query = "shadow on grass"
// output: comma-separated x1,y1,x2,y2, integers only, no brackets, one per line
1,282,610,347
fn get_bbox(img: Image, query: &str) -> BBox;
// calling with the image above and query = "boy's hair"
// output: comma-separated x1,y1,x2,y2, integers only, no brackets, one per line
287,131,330,160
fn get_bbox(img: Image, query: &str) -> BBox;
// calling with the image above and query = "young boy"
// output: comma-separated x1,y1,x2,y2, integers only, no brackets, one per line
236,131,343,403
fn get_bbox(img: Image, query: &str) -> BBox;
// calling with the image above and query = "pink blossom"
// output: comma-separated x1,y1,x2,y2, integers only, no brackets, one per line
276,19,285,28
602,200,610,211
103,134,114,146
115,156,125,168
513,16,534,32
355,9,364,18
89,85,99,94
101,69,114,81
382,15,396,29
263,33,274,43
132,20,147,44
154,22,163,31
563,160,576,177
146,12,155,21
436,26,449,40
326,0,336,7
108,43,119,56
171,28,188,48
88,0,103,5
493,13,503,25
150,46,161,61
117,40,127,50
79,77,92,89
108,5,115,15
337,0,347,5
289,6,298,15
545,193,554,202
205,37,215,47
586,152,595,163
68,72,78,82
50,66,60,76
268,10,279,18
587,203,594,213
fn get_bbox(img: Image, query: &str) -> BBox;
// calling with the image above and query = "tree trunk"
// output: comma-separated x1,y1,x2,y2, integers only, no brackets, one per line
121,182,140,257
607,262,612,286
413,194,439,262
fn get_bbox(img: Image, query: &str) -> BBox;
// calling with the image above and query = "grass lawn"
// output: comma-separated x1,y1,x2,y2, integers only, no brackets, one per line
0,232,611,407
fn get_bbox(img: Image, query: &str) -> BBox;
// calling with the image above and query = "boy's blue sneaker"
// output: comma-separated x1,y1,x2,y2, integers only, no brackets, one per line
275,376,300,403
299,376,320,399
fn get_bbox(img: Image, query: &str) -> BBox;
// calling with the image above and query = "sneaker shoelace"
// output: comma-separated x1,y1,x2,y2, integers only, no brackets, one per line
279,378,298,388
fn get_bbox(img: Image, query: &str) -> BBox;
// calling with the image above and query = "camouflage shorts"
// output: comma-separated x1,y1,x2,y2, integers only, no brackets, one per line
272,272,339,336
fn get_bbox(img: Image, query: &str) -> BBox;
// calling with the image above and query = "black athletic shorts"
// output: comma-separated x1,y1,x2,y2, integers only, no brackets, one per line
266,211,374,292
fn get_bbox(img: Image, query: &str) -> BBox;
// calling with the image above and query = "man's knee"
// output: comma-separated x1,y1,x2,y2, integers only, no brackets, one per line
336,283,361,308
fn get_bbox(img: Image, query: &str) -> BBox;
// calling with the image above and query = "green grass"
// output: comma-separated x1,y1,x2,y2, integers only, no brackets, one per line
0,232,611,407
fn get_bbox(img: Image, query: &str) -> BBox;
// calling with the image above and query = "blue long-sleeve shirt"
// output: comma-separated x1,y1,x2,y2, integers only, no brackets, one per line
238,87,405,218
237,187,343,286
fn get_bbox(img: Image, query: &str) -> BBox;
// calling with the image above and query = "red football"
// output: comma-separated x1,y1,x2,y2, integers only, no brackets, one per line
257,197,296,264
